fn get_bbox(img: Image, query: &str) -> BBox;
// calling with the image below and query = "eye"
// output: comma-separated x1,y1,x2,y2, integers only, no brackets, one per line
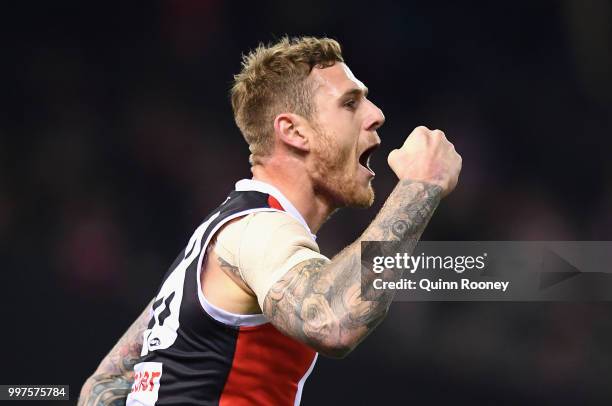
344,99,357,110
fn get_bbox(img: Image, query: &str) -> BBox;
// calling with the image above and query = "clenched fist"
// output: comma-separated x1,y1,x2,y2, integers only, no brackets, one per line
387,126,462,197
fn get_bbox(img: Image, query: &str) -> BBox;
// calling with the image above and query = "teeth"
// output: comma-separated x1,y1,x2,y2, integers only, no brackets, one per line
364,157,375,175
359,146,377,176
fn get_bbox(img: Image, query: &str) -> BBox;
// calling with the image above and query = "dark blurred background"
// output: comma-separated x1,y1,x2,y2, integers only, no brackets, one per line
2,1,612,404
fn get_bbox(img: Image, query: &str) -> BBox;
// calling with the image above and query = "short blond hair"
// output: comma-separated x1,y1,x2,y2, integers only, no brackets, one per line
231,36,344,164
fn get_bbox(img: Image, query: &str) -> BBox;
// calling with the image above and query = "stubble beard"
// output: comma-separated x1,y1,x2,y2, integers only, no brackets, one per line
310,130,375,209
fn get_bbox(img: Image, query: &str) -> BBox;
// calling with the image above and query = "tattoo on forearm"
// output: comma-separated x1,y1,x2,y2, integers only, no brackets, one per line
263,180,442,356
78,301,152,406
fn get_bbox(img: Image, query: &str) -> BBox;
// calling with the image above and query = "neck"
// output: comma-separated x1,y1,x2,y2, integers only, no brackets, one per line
251,162,334,234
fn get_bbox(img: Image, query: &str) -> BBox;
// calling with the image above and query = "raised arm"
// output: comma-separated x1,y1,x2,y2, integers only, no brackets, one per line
263,126,462,358
78,301,152,406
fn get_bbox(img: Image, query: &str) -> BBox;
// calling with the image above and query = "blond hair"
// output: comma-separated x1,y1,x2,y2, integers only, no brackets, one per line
231,36,344,164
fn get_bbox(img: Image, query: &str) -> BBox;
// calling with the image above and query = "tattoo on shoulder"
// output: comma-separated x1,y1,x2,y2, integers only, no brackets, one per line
217,256,242,279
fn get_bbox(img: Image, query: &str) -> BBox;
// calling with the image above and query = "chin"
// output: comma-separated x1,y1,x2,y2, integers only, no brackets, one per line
345,183,375,209
312,165,375,209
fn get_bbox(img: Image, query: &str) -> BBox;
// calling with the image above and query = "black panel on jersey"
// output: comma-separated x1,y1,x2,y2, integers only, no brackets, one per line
139,190,275,405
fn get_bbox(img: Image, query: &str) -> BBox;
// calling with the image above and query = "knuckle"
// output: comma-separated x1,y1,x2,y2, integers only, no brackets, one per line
433,129,446,139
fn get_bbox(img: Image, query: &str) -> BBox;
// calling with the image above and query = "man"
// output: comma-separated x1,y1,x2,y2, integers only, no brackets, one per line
79,36,461,405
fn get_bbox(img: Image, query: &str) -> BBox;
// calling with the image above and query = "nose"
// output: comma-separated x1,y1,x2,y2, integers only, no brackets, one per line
364,99,385,132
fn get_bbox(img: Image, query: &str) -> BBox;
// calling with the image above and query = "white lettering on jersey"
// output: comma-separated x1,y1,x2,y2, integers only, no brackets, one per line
141,212,220,356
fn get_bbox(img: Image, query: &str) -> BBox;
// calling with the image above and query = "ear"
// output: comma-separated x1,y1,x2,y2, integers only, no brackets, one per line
273,113,311,153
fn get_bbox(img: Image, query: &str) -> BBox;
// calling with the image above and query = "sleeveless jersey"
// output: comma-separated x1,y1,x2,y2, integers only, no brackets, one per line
126,180,318,406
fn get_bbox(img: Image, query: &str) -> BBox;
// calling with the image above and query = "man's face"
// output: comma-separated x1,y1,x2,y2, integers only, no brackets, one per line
306,63,385,208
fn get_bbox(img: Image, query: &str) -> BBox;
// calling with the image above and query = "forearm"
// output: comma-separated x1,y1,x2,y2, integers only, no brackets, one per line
331,179,443,324
264,179,442,357
78,302,152,406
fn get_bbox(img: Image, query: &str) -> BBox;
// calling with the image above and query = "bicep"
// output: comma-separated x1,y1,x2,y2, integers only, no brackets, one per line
262,248,375,358
262,258,340,350
236,212,329,309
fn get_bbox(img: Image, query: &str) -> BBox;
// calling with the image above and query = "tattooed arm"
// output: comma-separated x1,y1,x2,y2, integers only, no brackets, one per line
263,127,462,358
78,301,152,405
264,180,442,357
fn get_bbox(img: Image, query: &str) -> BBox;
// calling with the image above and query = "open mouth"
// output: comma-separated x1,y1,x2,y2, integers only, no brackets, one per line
359,144,379,176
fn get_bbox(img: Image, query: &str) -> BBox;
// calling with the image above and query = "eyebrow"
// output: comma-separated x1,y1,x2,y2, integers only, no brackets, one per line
339,86,369,100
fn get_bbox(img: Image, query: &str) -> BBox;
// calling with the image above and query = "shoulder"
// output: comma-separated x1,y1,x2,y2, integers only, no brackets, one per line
221,210,309,241
215,210,316,259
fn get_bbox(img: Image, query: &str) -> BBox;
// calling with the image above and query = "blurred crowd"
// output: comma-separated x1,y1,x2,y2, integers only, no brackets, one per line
2,1,612,404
